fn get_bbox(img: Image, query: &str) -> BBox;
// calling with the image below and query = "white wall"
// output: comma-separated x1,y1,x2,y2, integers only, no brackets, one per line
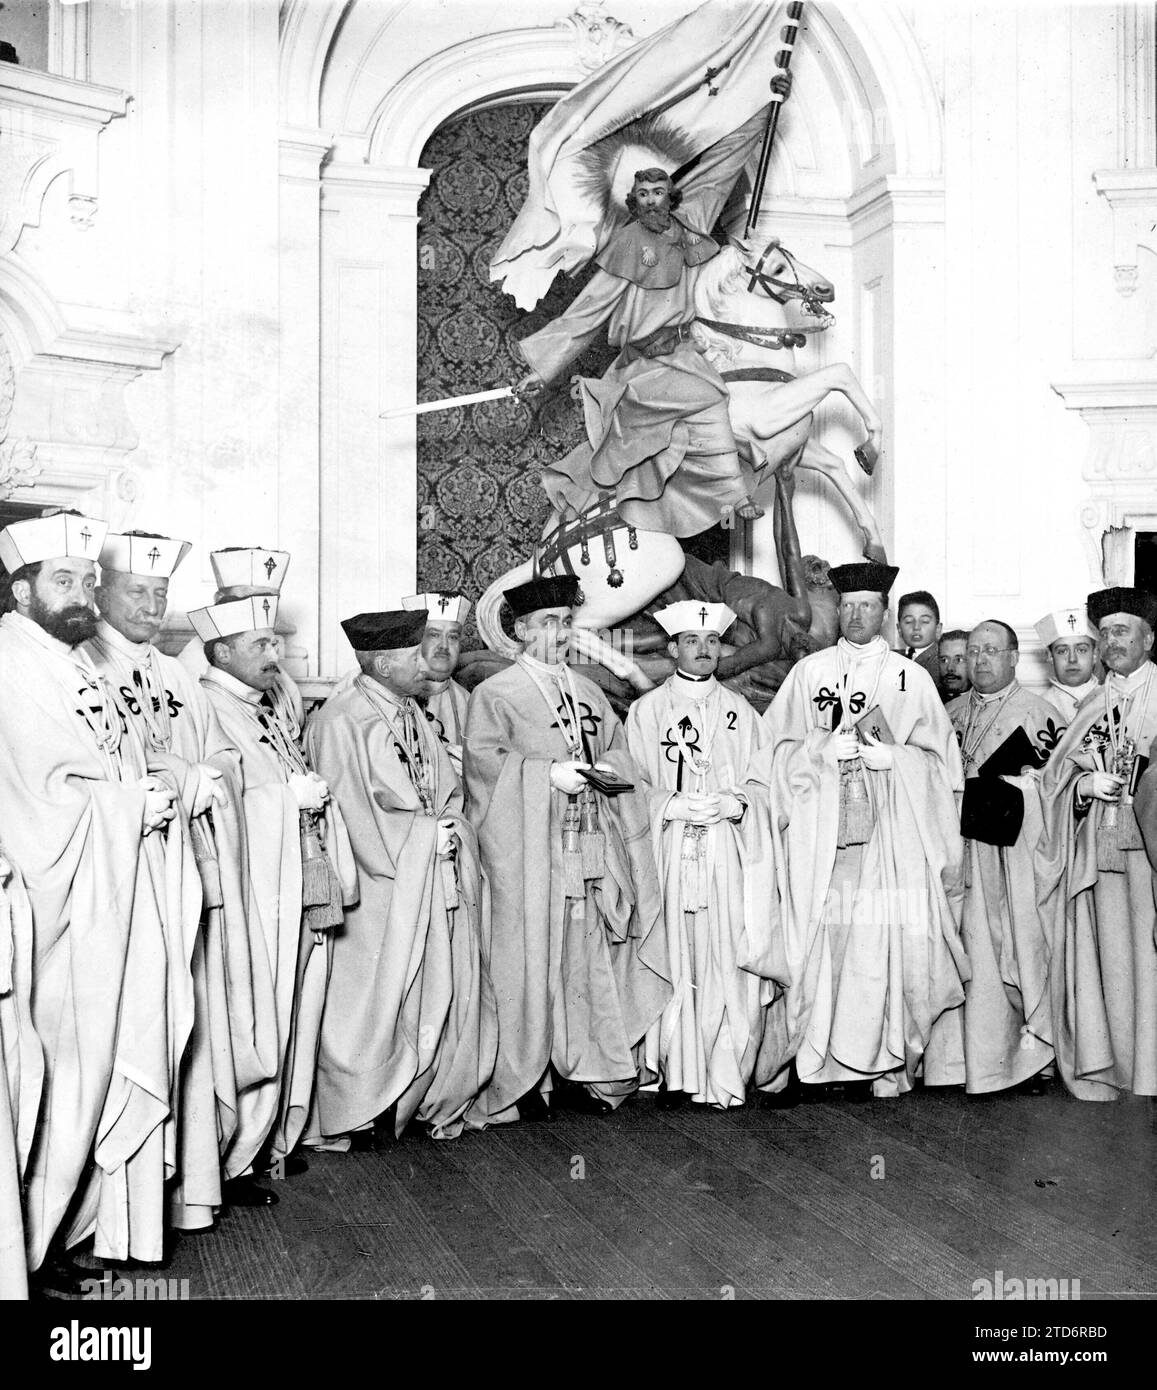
1,0,1151,684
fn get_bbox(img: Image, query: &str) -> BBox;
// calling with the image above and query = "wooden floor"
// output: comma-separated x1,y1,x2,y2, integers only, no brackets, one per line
78,1083,1157,1303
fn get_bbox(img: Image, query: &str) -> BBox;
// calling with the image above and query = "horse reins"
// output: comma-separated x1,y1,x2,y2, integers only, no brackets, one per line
695,238,835,351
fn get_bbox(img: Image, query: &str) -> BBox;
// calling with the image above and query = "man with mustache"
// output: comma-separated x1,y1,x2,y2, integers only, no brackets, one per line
464,575,669,1121
0,511,179,1289
515,166,766,533
87,532,263,1229
748,562,968,1100
625,601,785,1110
1037,587,1157,1100
303,609,496,1150
402,591,471,777
938,629,972,702
196,593,356,1202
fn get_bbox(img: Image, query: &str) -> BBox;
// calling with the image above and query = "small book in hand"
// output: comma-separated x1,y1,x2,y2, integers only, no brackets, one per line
853,705,895,746
578,765,635,796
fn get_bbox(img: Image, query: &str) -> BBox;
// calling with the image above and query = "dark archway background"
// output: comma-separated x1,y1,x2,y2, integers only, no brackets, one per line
415,100,730,649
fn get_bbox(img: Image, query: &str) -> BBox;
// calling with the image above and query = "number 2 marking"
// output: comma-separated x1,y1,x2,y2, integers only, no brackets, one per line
726,710,737,730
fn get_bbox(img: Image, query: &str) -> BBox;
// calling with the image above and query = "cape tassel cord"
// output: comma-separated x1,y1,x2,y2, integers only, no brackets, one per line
837,758,872,848
680,823,710,911
300,810,344,931
743,1,804,240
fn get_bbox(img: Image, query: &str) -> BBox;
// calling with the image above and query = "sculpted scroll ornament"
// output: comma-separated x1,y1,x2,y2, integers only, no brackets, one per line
556,2,636,75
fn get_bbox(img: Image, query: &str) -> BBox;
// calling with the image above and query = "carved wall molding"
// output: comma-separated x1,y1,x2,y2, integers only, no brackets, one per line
0,66,129,256
1053,367,1157,582
1093,167,1157,297
554,1,636,74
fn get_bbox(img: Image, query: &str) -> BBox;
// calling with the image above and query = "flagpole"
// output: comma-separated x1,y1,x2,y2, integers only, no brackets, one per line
743,1,804,241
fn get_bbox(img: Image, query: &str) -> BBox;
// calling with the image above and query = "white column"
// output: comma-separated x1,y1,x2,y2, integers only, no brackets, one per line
318,162,429,675
279,127,333,672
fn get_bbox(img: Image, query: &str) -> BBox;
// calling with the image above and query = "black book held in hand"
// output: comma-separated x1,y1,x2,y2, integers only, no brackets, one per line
959,727,1036,847
578,765,635,796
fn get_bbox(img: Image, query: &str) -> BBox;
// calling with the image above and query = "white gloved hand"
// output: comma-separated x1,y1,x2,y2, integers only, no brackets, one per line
191,764,226,818
858,733,893,771
140,775,176,833
289,771,329,811
715,791,745,821
826,730,861,764
550,761,590,796
436,818,457,858
666,792,719,824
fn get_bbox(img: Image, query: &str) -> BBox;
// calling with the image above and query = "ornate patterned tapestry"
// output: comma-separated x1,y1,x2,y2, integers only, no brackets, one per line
415,102,615,647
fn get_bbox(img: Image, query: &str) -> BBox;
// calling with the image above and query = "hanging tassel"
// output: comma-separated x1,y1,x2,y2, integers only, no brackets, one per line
562,797,585,899
1096,805,1126,873
680,825,709,910
189,816,223,910
579,791,604,881
837,760,872,847
300,811,345,931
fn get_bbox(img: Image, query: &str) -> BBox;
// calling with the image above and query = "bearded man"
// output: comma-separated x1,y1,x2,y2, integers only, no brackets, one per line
0,511,184,1282
516,167,763,534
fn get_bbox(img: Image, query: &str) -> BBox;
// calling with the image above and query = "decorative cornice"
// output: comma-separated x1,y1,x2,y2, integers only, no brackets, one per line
1051,366,1157,413
0,66,127,124
1093,167,1157,297
321,162,431,201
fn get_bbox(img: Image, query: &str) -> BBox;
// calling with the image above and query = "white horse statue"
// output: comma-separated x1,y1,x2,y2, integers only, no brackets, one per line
476,237,884,674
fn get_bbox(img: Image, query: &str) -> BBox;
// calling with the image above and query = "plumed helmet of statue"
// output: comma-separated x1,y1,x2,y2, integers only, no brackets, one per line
504,575,581,619
653,601,737,638
187,595,279,642
827,562,900,598
0,510,110,574
1087,587,1157,630
210,547,290,592
341,610,427,652
99,530,192,579
1034,606,1096,648
401,592,472,624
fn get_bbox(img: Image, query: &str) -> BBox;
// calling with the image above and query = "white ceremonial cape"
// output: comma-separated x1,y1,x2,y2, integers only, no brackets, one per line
0,855,41,1299
1036,664,1157,1099
305,677,497,1140
201,665,356,1170
0,613,196,1266
625,673,786,1107
749,637,968,1093
88,621,252,1231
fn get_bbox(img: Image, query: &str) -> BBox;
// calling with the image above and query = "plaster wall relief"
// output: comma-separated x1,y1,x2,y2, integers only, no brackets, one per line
1051,4,1157,597
0,55,178,530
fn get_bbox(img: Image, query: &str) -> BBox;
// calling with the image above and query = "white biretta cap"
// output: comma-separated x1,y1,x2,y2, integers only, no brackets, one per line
0,512,109,574
100,532,192,579
210,547,290,593
1034,607,1095,648
187,595,279,642
653,601,737,637
402,592,472,624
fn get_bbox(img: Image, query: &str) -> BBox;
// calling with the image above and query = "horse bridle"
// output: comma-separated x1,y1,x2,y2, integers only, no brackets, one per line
694,237,835,352
744,237,834,324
